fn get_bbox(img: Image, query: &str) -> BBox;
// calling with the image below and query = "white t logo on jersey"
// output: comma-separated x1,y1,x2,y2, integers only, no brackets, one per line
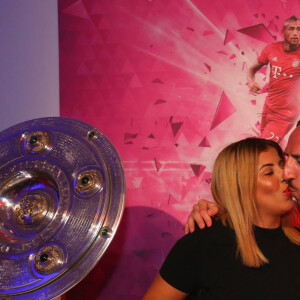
271,65,282,79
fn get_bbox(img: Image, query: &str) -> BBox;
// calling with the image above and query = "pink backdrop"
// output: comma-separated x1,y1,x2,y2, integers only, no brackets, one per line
58,0,299,298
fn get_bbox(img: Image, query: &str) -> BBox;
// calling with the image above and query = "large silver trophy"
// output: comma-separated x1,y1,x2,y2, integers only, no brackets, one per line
0,117,125,299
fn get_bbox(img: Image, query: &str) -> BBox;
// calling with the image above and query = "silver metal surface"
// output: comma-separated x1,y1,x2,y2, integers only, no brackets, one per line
0,117,125,299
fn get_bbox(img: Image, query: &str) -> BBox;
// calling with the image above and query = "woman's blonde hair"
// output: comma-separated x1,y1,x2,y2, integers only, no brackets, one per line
211,137,300,268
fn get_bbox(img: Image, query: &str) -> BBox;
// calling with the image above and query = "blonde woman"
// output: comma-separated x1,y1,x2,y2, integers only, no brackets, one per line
143,138,300,300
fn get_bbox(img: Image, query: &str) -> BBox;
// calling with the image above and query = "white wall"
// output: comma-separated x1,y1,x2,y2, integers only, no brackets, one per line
0,0,59,131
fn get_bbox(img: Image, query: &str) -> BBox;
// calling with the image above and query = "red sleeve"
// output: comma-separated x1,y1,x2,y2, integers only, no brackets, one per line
257,44,271,65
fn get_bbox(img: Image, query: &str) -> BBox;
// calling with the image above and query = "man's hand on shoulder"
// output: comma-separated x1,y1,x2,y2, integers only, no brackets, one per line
184,200,221,234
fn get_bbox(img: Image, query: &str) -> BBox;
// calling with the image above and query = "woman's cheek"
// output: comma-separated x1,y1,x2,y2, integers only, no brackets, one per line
257,178,279,195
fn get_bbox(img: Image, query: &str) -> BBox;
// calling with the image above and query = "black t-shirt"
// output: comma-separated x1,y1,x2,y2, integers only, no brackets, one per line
160,220,300,299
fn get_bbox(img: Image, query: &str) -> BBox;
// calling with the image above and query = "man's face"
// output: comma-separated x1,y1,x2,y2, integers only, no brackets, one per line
283,127,300,200
282,20,300,49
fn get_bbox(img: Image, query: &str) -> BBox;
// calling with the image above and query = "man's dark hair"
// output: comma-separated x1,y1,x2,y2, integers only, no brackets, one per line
286,16,299,22
284,16,299,27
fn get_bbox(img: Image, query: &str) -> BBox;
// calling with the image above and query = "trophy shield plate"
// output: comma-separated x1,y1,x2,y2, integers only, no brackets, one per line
0,117,125,299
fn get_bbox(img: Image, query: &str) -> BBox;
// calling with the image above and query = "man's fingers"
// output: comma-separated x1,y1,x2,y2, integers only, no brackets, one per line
207,205,219,216
192,203,206,229
198,207,212,227
250,86,260,92
193,212,207,229
185,200,220,234
249,81,261,96
184,222,190,235
250,90,259,96
185,214,196,234
184,204,205,234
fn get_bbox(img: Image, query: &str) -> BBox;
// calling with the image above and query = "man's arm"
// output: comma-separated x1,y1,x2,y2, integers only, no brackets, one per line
184,200,222,234
247,61,265,96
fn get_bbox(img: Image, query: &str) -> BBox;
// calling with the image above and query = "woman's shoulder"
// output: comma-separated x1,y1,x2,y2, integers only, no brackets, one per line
161,220,233,270
182,219,236,246
194,218,233,233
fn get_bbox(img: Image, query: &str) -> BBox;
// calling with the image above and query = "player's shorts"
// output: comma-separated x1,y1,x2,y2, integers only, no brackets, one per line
260,103,298,143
